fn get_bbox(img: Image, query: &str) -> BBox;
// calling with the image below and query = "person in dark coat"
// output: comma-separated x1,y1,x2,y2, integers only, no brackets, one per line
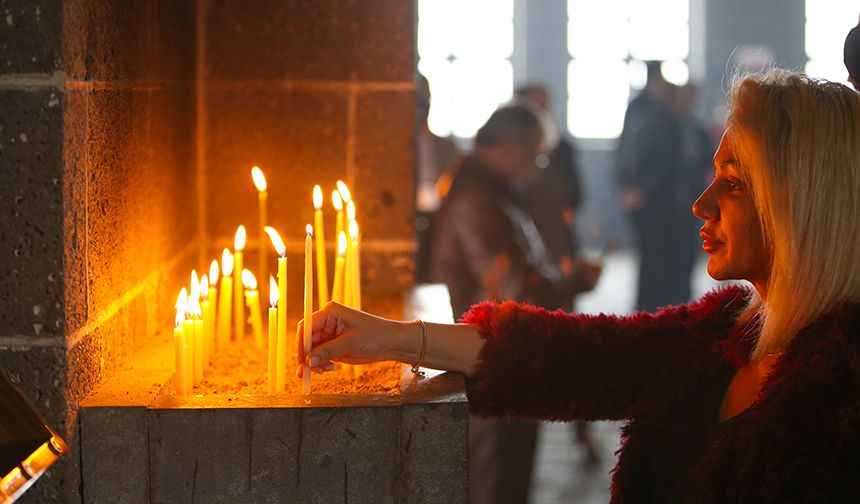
616,61,692,312
300,70,860,502
423,104,600,504
844,21,860,90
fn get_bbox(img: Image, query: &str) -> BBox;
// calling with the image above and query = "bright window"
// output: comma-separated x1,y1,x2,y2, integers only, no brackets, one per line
804,1,857,84
567,0,689,139
418,0,515,138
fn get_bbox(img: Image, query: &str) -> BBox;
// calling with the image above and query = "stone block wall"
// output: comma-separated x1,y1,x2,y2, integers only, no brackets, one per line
0,1,197,502
201,0,417,309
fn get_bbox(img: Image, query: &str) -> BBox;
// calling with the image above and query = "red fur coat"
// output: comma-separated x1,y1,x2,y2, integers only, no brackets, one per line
462,285,860,502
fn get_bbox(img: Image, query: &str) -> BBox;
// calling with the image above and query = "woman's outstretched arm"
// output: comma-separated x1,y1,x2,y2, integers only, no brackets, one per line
297,302,484,377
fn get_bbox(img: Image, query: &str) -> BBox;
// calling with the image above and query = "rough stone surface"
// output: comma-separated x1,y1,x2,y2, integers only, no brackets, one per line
206,0,414,82
80,406,149,504
354,90,416,242
362,250,415,297
204,87,349,243
0,89,64,338
0,0,62,74
400,402,469,503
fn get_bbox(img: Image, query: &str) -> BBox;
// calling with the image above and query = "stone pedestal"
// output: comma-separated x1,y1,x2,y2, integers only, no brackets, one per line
79,337,467,504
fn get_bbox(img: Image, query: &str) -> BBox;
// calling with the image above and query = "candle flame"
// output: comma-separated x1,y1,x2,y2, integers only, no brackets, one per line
337,231,347,256
242,269,257,290
264,226,286,257
234,225,247,251
175,288,188,311
190,270,200,300
269,275,278,306
336,180,352,203
313,185,323,210
331,190,343,211
251,166,267,192
349,219,359,240
200,274,209,298
306,224,313,237
346,200,356,222
208,260,219,286
187,294,202,318
221,248,234,276
175,307,184,327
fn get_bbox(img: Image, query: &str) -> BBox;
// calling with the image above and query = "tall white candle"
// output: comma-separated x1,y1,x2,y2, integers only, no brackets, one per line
303,225,313,395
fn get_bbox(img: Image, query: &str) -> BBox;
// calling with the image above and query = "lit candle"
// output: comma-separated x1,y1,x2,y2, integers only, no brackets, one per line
207,259,219,364
332,231,347,304
303,224,313,395
233,225,247,342
332,189,344,265
189,271,202,384
337,182,353,307
349,219,362,311
265,226,288,393
312,185,328,308
200,274,211,368
174,290,189,396
242,269,264,349
181,298,195,392
343,200,357,308
189,293,204,385
252,166,268,297
267,275,278,395
218,248,234,349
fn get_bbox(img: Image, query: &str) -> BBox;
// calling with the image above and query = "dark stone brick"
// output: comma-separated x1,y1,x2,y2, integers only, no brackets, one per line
66,0,150,81
354,90,415,241
63,90,88,338
150,0,196,81
204,88,348,243
0,345,67,435
80,406,149,504
400,402,469,503
206,0,414,82
0,0,62,74
0,89,64,337
361,250,414,297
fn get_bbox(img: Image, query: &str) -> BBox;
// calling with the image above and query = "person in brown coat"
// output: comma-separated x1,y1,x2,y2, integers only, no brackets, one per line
424,104,600,504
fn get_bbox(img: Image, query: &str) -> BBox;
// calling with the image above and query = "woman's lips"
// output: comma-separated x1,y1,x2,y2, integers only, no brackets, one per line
699,231,723,252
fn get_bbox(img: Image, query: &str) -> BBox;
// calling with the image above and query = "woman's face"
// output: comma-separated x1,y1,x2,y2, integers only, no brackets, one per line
692,129,770,290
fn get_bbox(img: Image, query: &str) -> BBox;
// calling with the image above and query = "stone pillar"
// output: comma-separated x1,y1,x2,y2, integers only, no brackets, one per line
0,2,198,502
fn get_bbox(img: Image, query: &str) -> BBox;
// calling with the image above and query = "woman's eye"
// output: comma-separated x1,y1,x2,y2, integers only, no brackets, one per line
726,179,741,191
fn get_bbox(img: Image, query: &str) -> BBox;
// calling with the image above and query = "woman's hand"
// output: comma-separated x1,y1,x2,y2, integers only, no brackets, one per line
295,302,407,376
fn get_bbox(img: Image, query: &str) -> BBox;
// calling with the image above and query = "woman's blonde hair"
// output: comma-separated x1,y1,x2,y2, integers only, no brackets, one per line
727,69,860,360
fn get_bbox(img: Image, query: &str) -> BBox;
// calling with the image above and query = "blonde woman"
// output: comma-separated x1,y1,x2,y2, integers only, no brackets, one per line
298,70,860,501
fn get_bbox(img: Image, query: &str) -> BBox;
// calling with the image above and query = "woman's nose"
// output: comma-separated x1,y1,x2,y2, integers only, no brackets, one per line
692,183,718,221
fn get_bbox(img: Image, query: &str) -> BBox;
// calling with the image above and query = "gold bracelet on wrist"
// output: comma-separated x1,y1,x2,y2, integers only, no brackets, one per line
410,319,427,376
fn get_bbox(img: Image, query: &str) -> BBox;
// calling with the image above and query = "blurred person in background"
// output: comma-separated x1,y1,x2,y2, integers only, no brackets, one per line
516,83,602,464
844,21,860,90
425,104,601,504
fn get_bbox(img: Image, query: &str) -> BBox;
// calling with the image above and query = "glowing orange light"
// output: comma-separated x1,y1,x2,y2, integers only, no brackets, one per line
264,226,286,257
242,269,257,290
349,219,359,240
234,225,247,251
251,166,267,192
346,200,356,222
269,275,279,307
175,288,188,326
190,270,200,300
200,274,209,299
306,224,313,237
221,248,234,276
313,185,323,210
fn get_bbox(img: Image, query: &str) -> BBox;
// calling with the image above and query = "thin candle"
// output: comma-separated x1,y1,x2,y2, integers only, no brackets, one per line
312,185,328,308
200,274,211,368
189,271,202,383
332,231,347,304
252,166,268,298
174,290,189,396
233,225,247,342
267,275,278,395
218,249,234,349
265,226,288,393
349,219,362,311
332,190,344,269
207,259,219,364
303,224,313,394
242,269,264,349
